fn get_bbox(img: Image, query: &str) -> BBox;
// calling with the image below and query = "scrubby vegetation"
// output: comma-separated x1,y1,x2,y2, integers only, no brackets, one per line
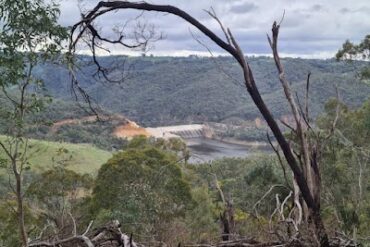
2,98,370,246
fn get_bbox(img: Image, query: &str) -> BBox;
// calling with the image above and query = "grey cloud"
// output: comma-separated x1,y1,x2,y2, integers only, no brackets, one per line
310,4,325,12
229,2,258,14
339,7,350,14
59,0,370,58
338,6,370,14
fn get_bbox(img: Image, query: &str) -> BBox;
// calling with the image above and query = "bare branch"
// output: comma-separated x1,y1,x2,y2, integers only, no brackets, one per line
0,140,13,160
278,10,286,26
204,7,231,45
295,92,313,130
189,29,242,88
29,221,94,247
324,86,341,140
280,119,296,133
69,212,77,236
280,191,292,221
267,133,292,190
83,221,94,236
304,72,311,123
253,184,288,217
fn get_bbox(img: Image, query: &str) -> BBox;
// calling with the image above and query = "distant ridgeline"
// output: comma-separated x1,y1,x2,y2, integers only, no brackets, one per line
39,56,370,126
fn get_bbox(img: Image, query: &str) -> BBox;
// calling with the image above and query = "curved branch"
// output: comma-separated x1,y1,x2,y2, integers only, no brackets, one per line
69,0,317,213
70,1,242,65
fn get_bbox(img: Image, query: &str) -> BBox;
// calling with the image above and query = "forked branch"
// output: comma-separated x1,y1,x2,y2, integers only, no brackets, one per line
69,2,328,244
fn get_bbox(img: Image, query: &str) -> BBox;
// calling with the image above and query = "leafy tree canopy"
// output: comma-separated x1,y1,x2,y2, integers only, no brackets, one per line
91,137,194,237
0,0,68,87
336,35,370,79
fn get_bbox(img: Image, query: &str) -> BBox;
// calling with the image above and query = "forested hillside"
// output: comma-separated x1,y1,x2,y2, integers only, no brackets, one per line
41,56,370,126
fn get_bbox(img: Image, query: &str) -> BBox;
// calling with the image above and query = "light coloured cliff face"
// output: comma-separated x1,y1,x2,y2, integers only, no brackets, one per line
113,121,151,138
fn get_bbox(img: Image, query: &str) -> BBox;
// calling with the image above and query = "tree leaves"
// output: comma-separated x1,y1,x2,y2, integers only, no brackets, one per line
91,137,194,237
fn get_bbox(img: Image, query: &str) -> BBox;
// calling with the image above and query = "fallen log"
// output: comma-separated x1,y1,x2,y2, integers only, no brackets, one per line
28,220,142,247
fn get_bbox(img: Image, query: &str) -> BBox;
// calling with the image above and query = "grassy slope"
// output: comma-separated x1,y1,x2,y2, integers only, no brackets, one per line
0,135,112,175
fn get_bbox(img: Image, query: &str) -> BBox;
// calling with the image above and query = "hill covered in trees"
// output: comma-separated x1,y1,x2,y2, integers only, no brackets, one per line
40,56,370,126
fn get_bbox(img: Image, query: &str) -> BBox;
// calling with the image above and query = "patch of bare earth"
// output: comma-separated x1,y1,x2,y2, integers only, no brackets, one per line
50,114,128,134
113,121,150,138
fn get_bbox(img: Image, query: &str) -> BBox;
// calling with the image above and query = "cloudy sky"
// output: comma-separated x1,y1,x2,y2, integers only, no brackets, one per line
59,0,370,58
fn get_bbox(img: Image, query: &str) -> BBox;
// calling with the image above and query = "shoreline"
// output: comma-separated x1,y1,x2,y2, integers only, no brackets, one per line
198,136,271,148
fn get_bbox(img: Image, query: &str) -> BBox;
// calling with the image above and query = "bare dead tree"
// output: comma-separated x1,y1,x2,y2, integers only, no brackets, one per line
211,173,235,241
29,220,142,247
68,2,330,246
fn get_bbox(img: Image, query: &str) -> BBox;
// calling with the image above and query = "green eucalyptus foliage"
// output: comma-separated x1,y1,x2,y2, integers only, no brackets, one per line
194,155,288,238
318,98,370,236
26,166,93,237
90,137,194,239
0,0,68,245
336,35,370,61
28,167,93,212
0,0,67,86
0,201,41,247
184,186,219,243
336,35,370,80
0,0,68,133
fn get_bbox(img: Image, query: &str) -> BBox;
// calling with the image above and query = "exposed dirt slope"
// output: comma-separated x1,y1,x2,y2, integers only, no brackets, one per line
51,114,149,139
51,114,127,133
113,121,150,138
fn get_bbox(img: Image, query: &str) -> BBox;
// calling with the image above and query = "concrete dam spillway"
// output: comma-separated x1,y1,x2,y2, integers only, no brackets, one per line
145,124,213,139
145,124,252,163
113,121,212,140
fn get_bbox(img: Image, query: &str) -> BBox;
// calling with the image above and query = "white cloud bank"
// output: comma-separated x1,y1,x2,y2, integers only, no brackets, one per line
59,0,370,58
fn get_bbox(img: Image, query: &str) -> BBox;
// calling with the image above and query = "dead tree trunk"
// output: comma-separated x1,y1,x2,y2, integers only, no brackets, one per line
267,22,328,245
213,174,235,241
69,2,329,245
219,198,235,241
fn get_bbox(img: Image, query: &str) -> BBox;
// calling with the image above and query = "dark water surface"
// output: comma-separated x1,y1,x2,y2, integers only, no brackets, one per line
185,138,269,163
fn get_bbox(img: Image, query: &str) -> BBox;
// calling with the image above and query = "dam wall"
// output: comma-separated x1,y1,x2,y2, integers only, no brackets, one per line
146,124,213,139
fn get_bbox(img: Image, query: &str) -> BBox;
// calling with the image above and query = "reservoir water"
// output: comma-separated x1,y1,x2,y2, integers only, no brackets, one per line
185,138,269,163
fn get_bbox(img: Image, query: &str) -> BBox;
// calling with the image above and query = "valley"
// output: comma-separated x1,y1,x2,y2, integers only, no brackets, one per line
48,113,269,163
1,1,370,246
